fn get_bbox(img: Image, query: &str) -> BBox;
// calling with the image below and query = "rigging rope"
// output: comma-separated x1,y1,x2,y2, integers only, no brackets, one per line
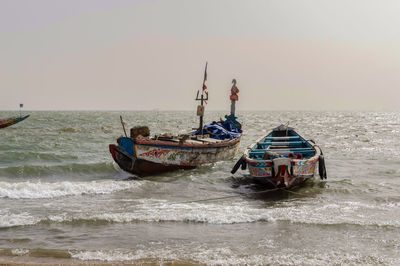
122,176,312,205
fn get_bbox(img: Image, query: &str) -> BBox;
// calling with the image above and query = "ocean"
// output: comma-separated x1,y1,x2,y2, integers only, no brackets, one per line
0,110,399,265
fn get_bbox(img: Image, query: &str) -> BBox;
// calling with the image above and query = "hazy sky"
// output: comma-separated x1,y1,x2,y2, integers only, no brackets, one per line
1,0,399,111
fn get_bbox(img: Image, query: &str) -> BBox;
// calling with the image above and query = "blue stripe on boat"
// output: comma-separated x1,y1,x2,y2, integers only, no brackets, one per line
249,148,315,158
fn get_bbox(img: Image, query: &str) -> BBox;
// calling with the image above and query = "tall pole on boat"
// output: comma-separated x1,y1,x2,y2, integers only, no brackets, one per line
19,103,23,118
199,93,204,134
120,115,128,138
196,62,208,135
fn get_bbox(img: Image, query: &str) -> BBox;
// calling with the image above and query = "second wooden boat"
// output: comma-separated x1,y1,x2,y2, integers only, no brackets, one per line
232,124,327,188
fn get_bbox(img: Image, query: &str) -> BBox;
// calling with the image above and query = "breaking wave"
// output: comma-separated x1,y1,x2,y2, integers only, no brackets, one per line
69,247,399,265
0,180,143,199
0,162,115,178
0,200,274,228
0,247,395,265
3,197,400,228
268,200,400,228
46,202,275,225
0,212,40,228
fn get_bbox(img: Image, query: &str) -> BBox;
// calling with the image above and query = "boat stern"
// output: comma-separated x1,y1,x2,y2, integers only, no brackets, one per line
246,155,319,188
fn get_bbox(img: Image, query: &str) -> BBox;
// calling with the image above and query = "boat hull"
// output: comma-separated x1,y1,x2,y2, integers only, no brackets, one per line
110,136,241,176
109,144,195,176
0,115,29,129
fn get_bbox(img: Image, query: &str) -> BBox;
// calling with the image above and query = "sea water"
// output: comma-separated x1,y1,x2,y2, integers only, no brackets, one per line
0,111,399,265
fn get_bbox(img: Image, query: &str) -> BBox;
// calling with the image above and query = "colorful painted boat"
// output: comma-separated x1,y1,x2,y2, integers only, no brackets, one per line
109,120,242,176
232,124,327,188
0,115,30,129
109,65,243,176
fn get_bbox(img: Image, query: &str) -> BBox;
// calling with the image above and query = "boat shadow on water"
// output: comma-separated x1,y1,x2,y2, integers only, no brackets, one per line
230,174,328,202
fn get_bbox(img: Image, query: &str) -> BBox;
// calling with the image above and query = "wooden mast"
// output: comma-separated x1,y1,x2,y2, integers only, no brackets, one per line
195,62,208,135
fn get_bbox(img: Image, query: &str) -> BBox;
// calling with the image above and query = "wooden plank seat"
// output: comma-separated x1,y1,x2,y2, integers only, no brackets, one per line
154,137,180,142
264,136,300,141
152,134,223,144
198,137,222,143
268,146,301,149
257,141,305,147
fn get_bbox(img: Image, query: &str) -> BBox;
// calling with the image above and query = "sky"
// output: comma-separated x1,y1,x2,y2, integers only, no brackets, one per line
1,0,399,111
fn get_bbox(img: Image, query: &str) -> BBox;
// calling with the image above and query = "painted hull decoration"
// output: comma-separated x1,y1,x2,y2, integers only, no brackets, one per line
0,115,30,129
109,129,242,176
232,124,327,189
109,64,242,176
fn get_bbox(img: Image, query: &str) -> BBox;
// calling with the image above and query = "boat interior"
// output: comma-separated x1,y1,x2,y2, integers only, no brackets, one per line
248,129,316,160
130,124,236,145
153,133,227,144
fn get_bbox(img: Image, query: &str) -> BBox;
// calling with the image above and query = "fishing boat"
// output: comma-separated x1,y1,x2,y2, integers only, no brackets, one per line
231,124,327,188
0,115,30,129
109,64,243,176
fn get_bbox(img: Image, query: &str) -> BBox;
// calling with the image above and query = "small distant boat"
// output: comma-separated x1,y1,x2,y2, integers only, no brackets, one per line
109,64,243,176
232,124,327,188
0,115,30,129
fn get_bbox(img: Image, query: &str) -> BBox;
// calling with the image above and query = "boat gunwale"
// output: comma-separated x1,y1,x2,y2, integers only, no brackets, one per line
134,135,242,149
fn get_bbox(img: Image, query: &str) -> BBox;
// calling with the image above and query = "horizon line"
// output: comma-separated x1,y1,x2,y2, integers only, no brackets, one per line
1,109,399,112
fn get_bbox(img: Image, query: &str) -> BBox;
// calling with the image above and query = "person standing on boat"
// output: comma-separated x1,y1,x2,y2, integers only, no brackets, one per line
230,79,239,116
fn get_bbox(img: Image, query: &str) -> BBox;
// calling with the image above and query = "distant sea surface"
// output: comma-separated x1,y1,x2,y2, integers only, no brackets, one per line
0,111,399,265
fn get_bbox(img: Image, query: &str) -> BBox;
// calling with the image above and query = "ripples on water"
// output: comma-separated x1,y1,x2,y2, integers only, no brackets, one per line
0,111,399,265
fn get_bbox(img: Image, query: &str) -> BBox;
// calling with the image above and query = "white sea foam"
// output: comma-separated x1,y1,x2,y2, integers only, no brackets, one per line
69,247,397,265
0,180,143,199
269,200,400,227
84,201,274,224
70,249,178,262
11,249,29,256
0,200,274,228
0,211,40,228
107,199,400,226
2,197,399,227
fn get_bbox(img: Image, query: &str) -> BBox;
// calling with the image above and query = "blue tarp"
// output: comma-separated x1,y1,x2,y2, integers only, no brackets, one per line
193,121,242,140
120,137,134,156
